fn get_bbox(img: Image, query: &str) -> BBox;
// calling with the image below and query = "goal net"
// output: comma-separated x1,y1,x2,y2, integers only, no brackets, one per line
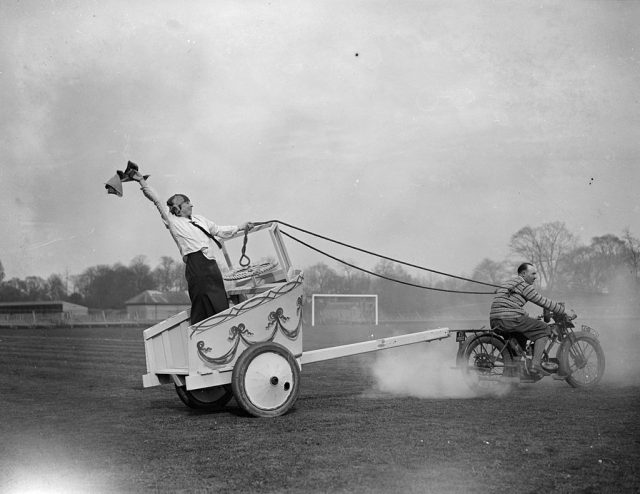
311,294,378,326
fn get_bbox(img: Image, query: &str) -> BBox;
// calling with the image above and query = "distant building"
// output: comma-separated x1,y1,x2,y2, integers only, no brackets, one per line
125,290,190,321
0,301,89,317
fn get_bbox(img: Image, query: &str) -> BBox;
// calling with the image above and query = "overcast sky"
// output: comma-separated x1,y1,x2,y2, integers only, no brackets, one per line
1,0,638,284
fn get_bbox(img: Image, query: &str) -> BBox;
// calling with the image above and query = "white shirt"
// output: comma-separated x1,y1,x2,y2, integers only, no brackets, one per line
140,183,239,262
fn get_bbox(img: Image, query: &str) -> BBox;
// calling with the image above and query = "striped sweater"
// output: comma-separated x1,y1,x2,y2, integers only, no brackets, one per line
490,276,566,320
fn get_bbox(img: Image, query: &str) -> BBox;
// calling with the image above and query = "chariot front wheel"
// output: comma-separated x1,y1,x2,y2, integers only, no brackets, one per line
231,342,301,417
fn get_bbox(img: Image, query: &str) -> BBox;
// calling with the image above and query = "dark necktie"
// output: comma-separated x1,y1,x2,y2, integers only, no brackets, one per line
190,221,223,249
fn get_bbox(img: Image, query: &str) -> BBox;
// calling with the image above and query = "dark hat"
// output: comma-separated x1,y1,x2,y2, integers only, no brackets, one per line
105,160,149,197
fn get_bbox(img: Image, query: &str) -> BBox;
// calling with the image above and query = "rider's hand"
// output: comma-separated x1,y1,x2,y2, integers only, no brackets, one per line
130,171,144,182
568,309,577,320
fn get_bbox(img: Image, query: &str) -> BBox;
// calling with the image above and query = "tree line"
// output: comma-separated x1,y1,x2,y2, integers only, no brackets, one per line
0,255,187,310
0,222,638,313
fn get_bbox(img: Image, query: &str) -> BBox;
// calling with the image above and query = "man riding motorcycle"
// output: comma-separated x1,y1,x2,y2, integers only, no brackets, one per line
490,262,574,376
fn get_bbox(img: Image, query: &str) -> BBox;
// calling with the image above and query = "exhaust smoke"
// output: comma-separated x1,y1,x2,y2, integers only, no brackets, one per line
367,340,476,399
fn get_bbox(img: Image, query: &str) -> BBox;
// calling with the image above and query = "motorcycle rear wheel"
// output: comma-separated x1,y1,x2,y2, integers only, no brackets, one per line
559,333,605,388
459,334,516,394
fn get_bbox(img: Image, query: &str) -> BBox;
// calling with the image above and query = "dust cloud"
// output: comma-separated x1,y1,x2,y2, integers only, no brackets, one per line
366,340,476,399
593,319,640,386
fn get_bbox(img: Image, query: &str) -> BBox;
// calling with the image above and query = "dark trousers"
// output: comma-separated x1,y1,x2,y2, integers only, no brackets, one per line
490,315,551,344
185,251,229,325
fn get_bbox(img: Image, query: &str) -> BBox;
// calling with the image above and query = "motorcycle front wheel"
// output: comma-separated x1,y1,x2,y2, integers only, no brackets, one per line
559,333,605,388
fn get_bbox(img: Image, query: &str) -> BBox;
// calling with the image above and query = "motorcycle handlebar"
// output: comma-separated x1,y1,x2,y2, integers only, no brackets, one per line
558,311,578,322
542,309,577,322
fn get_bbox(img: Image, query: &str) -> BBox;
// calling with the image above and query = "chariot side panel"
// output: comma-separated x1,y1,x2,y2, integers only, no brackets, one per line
185,273,304,390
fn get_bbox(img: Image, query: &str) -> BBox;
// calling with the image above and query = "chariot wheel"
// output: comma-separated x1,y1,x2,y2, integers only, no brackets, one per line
458,334,515,394
559,333,605,388
175,384,233,410
231,342,301,417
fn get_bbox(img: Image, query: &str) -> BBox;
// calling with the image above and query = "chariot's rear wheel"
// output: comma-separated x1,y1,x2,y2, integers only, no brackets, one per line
559,333,605,388
459,334,515,394
232,342,300,417
175,384,233,410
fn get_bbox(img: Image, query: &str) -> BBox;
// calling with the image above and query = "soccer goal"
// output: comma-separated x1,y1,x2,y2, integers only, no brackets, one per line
311,294,378,326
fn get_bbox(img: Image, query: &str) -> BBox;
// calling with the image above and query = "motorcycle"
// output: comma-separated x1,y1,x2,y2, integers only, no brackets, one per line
455,308,605,393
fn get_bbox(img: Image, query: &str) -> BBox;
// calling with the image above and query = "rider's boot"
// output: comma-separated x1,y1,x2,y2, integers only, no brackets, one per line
531,337,558,374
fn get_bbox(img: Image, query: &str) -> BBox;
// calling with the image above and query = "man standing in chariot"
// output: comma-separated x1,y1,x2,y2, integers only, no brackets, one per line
490,262,574,376
129,166,253,325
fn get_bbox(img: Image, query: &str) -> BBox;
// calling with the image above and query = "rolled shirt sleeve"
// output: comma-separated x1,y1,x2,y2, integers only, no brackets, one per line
202,217,239,239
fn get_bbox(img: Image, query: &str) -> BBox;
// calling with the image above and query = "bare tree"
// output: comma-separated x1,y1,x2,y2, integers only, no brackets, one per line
560,245,597,292
586,234,627,292
153,256,180,291
129,255,154,295
47,274,68,301
303,262,341,297
171,262,188,291
24,276,49,299
372,259,426,316
509,221,577,291
337,262,371,293
561,232,639,294
622,228,640,281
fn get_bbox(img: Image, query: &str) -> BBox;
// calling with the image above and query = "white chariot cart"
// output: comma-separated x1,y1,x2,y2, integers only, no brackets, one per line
142,223,450,417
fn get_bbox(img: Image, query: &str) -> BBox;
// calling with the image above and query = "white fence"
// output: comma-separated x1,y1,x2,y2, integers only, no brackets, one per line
0,311,154,328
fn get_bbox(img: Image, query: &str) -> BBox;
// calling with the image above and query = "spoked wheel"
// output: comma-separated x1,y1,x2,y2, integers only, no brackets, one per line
559,333,605,388
458,334,515,394
232,342,301,417
175,384,233,410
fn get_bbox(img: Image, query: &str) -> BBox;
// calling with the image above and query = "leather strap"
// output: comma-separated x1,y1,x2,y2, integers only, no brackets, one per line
190,221,223,249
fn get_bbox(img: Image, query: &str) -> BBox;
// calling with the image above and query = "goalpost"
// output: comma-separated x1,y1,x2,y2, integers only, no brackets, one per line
311,294,378,326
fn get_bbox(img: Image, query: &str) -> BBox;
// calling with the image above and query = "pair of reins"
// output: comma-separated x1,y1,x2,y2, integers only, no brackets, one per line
237,220,501,295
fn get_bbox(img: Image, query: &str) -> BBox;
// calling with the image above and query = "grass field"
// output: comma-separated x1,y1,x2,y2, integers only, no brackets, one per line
0,318,639,493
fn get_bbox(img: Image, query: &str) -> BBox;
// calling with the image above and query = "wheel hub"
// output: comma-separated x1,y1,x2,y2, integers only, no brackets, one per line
474,354,494,371
244,352,295,409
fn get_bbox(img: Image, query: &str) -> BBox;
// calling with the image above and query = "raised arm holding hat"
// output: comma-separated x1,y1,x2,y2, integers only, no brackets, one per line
129,166,252,325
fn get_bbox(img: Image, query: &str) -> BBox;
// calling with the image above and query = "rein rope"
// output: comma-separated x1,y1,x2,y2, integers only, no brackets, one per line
242,220,500,295
239,225,251,267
